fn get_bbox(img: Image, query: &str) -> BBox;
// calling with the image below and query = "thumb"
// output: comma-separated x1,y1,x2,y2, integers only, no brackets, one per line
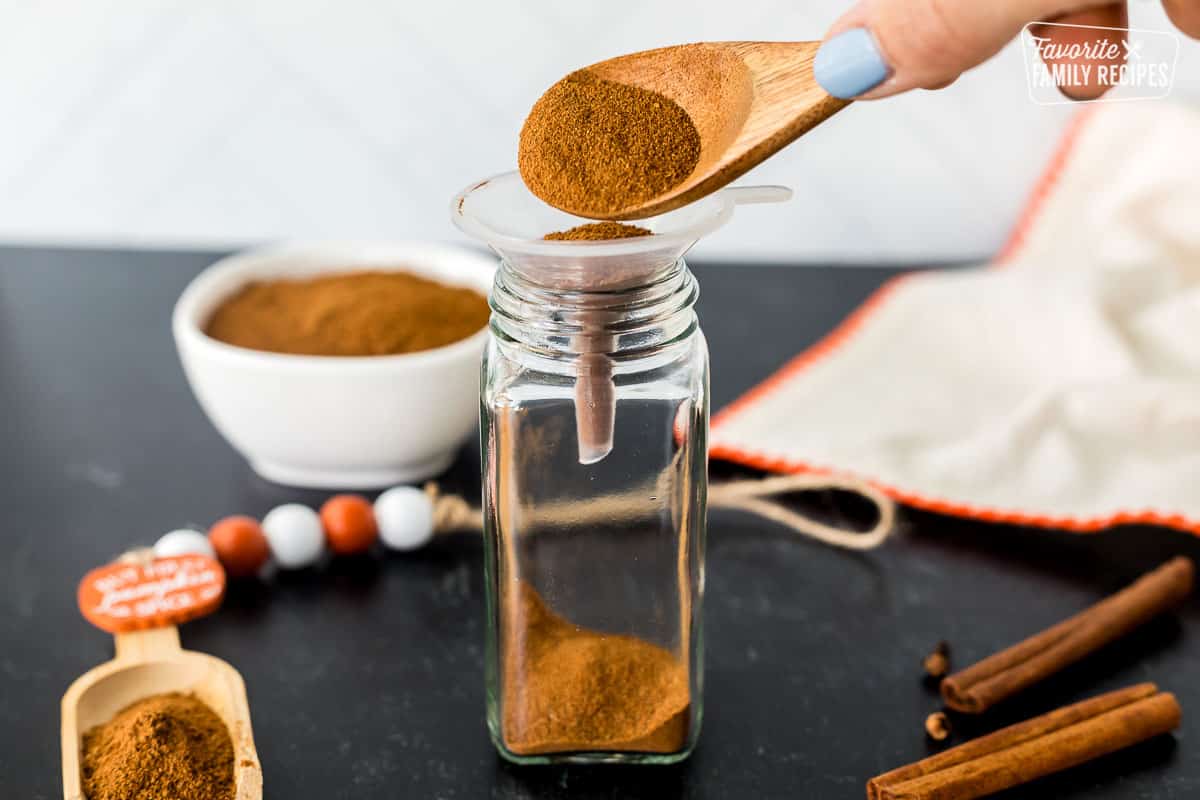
813,0,1102,99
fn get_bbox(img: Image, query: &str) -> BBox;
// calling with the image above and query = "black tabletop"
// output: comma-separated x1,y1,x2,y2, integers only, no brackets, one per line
2,246,1197,800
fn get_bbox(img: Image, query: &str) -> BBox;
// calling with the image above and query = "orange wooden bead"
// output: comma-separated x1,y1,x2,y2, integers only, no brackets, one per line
320,494,379,555
208,515,271,577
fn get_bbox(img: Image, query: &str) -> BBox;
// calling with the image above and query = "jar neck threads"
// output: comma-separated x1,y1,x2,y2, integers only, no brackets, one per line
488,256,699,465
489,257,699,359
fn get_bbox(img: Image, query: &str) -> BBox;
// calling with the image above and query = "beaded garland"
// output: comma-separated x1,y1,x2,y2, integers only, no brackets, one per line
152,485,462,575
151,474,896,578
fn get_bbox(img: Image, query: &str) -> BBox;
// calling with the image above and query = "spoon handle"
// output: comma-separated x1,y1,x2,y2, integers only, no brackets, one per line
114,625,181,661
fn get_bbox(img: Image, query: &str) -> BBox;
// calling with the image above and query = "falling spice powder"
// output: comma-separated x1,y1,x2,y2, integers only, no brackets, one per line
205,270,490,356
519,70,701,218
502,582,690,755
543,222,653,241
81,692,234,800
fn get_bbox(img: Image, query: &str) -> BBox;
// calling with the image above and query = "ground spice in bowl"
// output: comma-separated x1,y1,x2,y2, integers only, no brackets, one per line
204,270,490,357
81,692,234,800
502,582,690,755
519,70,701,218
543,222,653,241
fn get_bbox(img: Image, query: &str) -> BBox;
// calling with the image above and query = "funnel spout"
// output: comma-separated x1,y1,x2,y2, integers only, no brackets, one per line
575,350,615,465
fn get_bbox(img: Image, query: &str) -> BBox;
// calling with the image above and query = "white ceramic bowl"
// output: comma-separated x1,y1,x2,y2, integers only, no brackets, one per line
173,242,495,488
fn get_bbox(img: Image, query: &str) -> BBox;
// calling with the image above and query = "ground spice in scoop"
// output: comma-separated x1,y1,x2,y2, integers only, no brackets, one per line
502,582,690,755
519,70,701,218
544,222,653,241
81,692,234,800
205,270,490,356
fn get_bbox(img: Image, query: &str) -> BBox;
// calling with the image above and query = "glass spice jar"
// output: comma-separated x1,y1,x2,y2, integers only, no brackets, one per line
453,172,789,765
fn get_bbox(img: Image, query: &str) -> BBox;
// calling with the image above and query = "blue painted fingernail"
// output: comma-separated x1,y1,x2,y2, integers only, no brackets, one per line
813,28,889,99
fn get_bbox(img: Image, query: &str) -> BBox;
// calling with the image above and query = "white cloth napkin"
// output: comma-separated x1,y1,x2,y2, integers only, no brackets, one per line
711,102,1200,535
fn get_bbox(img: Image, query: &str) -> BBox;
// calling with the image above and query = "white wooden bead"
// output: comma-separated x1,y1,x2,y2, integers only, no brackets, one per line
154,529,216,560
261,504,324,569
375,487,435,551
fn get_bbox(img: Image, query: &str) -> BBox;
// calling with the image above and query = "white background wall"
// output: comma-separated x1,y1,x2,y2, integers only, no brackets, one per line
1,0,1197,262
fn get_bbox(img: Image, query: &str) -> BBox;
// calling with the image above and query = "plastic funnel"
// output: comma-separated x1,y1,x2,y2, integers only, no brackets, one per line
452,171,790,462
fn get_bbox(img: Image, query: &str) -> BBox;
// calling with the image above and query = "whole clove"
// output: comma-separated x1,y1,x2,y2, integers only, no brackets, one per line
923,641,951,681
925,711,952,742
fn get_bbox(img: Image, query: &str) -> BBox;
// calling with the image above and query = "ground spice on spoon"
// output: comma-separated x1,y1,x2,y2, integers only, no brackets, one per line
519,70,701,218
81,692,234,800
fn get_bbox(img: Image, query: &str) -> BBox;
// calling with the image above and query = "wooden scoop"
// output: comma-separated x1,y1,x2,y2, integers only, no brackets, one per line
543,41,849,220
62,551,261,800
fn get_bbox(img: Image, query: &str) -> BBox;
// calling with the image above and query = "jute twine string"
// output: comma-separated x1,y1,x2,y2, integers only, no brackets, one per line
423,473,894,552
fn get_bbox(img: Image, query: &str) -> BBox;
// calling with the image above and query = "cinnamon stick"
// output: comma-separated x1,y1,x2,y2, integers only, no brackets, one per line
941,557,1193,713
869,683,1181,800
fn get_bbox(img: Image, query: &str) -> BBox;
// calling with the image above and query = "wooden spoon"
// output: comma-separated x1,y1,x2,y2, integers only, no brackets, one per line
534,41,849,220
62,551,261,800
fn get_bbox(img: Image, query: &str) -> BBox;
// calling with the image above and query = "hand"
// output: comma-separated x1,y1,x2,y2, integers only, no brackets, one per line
813,1,1200,100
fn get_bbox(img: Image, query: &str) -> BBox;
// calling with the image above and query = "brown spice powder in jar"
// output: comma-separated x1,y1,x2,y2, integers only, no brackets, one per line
204,270,490,356
519,70,701,218
543,222,653,241
501,582,690,755
81,692,234,800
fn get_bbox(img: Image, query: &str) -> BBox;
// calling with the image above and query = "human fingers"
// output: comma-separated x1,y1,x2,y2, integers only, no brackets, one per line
1162,0,1200,38
813,0,1122,99
1030,3,1127,100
